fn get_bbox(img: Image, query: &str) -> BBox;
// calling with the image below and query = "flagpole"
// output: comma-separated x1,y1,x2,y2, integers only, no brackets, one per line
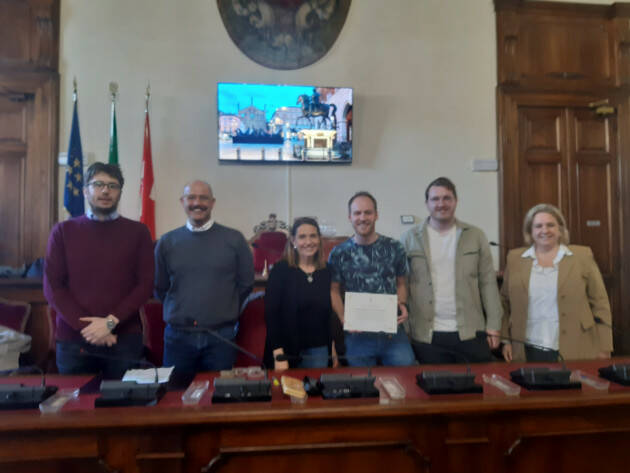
109,81,117,128
108,82,119,165
140,80,156,239
145,82,150,114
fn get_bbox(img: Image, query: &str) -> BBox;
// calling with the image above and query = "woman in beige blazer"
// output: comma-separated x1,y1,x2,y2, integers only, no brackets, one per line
501,204,613,362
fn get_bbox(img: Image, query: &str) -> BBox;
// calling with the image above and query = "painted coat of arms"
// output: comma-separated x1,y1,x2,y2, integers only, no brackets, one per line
217,0,352,70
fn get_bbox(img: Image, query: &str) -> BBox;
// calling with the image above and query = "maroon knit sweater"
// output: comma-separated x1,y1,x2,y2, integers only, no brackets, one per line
43,215,154,342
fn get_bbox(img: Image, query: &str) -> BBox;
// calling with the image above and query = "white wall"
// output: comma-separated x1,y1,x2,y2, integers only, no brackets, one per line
58,0,615,266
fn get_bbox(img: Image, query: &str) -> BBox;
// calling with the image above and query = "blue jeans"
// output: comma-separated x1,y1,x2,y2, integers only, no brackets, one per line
344,325,415,367
297,345,329,369
163,323,238,376
56,332,144,380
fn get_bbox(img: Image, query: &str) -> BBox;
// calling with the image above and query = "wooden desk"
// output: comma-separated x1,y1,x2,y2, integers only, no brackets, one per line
2,360,630,473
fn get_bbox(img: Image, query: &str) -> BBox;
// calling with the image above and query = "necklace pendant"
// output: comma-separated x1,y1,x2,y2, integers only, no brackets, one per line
307,274,314,283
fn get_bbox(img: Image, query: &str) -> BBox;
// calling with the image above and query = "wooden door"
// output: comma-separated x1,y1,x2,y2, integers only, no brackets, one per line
0,0,59,268
0,93,29,267
499,91,624,353
0,76,58,268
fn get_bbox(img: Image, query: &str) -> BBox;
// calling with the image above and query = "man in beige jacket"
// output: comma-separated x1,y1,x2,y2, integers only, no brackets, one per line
401,177,502,364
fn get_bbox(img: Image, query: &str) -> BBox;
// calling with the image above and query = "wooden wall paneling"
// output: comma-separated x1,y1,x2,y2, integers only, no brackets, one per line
0,0,31,67
496,6,520,86
24,75,58,263
518,15,612,90
497,91,519,264
612,4,630,87
611,91,630,354
0,0,59,71
495,1,618,91
0,94,27,267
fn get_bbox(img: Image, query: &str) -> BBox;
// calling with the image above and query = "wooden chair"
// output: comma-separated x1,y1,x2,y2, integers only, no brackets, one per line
0,297,31,333
140,301,165,367
234,291,266,367
250,213,289,273
45,305,58,373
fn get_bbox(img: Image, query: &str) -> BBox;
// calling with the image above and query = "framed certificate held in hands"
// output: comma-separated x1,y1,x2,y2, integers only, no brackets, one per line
344,292,398,333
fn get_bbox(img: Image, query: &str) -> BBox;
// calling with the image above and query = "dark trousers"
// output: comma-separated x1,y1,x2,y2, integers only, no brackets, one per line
524,345,559,362
163,323,238,377
56,332,144,379
412,331,493,364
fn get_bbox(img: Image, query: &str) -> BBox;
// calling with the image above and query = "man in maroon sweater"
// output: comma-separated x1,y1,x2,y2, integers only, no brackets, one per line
44,162,154,379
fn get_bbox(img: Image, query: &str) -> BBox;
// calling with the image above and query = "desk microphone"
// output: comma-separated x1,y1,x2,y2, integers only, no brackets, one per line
590,317,630,385
488,332,579,390
409,341,482,395
79,348,165,407
183,325,271,403
273,353,379,399
0,365,58,410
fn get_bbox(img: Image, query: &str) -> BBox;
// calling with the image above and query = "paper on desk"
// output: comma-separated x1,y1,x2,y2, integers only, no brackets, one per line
122,366,174,384
344,292,397,333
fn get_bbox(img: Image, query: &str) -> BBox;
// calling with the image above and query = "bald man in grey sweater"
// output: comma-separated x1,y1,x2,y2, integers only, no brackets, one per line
155,181,254,375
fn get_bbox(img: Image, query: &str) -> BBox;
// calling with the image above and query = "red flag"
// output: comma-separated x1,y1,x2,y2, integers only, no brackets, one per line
140,111,156,240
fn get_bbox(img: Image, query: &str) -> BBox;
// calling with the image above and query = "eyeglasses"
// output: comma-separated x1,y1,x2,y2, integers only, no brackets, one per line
88,181,121,191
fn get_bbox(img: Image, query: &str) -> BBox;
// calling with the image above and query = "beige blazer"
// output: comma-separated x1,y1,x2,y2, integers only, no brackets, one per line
501,245,613,361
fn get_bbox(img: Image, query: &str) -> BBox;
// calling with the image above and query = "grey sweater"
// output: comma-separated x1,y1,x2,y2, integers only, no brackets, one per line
154,223,254,327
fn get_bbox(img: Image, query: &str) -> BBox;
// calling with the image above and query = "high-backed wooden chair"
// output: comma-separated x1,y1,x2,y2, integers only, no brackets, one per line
140,301,165,367
234,291,266,367
250,213,289,273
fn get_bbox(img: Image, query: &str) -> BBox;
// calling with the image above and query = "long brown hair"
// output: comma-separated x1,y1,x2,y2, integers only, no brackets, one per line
284,217,326,269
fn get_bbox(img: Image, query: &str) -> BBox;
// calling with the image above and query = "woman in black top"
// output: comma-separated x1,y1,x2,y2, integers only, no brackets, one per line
264,217,334,370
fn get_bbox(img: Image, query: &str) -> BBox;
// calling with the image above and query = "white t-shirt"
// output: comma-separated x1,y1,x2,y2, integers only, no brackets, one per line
427,224,457,332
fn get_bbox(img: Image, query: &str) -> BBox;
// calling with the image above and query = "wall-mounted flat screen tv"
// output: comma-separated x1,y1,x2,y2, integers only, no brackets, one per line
217,82,353,164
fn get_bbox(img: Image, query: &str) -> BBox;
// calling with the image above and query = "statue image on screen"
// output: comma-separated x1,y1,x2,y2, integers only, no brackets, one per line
217,82,353,164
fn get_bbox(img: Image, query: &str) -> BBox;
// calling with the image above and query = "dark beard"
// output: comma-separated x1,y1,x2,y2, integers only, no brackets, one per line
90,202,118,216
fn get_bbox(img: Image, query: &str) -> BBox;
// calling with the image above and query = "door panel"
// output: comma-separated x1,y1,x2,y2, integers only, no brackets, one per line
574,162,613,274
518,107,566,218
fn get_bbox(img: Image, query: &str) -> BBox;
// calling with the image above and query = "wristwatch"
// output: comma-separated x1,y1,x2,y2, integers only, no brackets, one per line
106,317,117,332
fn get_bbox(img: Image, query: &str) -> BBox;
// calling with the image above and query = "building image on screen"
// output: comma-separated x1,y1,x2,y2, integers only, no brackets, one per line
217,82,353,164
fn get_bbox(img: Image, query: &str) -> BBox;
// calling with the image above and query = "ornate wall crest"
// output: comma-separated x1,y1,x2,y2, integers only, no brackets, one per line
217,0,352,70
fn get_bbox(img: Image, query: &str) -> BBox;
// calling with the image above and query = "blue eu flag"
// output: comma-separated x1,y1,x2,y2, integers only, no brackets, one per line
64,99,84,217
